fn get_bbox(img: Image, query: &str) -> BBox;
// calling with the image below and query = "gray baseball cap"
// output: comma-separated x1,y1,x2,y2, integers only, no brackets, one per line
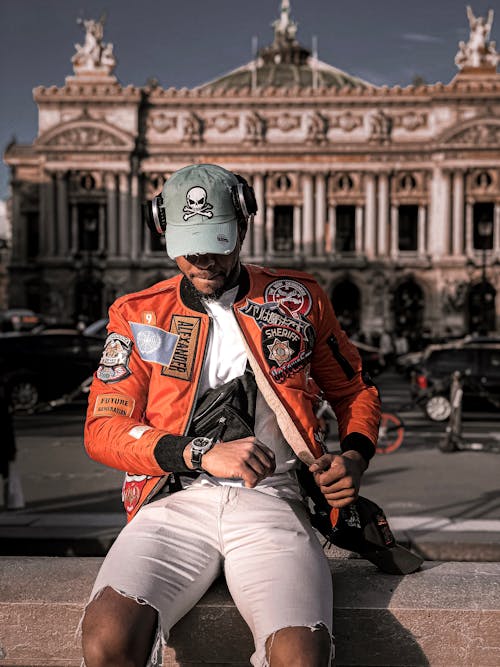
162,164,239,259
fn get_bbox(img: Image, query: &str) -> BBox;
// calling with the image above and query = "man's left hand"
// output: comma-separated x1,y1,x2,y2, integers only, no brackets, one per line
309,451,367,508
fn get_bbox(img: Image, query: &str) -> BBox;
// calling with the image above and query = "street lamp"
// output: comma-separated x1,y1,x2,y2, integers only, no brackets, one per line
477,217,494,334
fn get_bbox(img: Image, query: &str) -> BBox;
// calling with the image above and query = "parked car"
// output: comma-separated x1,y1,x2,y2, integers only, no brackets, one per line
0,331,104,411
0,309,42,332
411,341,500,421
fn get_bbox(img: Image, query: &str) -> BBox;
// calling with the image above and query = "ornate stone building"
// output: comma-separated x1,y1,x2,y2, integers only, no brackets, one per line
4,2,500,339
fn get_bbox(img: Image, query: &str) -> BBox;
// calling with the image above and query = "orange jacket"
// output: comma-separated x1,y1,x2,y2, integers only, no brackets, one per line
84,265,380,520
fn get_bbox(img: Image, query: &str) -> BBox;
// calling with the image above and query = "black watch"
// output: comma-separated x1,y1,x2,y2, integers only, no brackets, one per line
190,436,215,471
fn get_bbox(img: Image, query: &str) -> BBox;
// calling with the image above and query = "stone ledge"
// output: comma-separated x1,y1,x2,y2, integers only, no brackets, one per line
0,557,499,666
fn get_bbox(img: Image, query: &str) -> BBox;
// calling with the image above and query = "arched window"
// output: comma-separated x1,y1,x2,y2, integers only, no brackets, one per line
392,279,424,336
467,281,496,334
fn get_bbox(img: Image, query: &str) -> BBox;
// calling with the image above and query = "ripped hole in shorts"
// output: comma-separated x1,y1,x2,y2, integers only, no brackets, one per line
78,586,166,667
264,622,334,667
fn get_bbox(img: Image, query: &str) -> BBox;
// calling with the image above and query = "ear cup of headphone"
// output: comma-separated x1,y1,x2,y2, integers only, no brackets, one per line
232,175,258,220
147,195,167,235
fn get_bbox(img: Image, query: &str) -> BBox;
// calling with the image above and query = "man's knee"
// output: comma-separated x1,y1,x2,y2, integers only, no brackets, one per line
265,624,332,667
82,587,157,667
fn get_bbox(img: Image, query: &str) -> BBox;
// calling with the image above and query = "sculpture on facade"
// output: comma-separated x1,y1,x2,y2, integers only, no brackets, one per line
305,111,327,144
455,6,498,70
72,15,116,75
182,113,203,144
368,109,392,144
244,111,266,145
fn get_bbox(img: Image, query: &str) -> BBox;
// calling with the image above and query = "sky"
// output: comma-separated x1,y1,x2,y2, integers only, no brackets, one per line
0,0,498,200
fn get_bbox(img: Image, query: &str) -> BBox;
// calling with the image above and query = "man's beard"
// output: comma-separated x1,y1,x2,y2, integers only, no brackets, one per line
184,262,241,302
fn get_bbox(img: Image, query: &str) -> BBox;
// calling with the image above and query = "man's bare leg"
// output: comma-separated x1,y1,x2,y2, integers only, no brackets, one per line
82,586,158,667
266,625,332,667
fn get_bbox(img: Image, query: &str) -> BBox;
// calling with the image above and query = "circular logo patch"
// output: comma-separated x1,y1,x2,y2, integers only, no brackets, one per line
264,279,312,317
137,330,161,355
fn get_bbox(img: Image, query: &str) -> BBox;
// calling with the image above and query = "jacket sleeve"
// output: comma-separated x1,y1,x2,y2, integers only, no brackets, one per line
310,288,380,460
84,302,190,475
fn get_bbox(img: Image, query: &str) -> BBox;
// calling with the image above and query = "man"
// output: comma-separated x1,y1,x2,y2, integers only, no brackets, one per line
81,164,380,667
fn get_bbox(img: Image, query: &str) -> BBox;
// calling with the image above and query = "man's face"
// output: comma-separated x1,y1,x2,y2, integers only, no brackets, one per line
175,241,241,299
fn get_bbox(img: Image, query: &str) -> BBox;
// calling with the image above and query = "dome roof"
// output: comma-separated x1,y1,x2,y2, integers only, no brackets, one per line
195,1,372,93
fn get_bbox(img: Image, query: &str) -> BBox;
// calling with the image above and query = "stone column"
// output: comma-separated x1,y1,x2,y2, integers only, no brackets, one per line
390,205,398,258
355,205,363,255
105,173,118,257
293,205,302,258
429,167,451,257
98,204,106,252
377,173,389,256
41,173,56,256
70,205,78,254
329,205,337,256
253,173,265,258
56,172,68,256
465,201,473,258
265,203,274,259
118,173,129,257
452,170,464,256
364,173,376,258
130,173,140,260
314,173,326,256
10,182,23,261
302,173,314,256
494,203,500,255
418,205,427,256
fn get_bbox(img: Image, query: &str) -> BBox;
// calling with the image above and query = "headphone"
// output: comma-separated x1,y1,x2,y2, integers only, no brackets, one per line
147,173,258,236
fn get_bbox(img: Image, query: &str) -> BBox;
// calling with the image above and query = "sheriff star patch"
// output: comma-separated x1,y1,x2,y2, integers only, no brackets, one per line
239,300,315,383
97,333,132,383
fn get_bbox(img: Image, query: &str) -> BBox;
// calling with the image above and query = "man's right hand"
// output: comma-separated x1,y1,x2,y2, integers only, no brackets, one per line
183,437,276,488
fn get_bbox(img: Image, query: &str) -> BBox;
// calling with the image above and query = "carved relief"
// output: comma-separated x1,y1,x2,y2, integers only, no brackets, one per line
182,113,203,144
446,123,500,144
149,112,177,133
393,111,428,131
206,114,239,133
331,112,363,133
368,109,392,144
305,111,327,144
268,113,301,132
243,111,266,144
47,126,125,147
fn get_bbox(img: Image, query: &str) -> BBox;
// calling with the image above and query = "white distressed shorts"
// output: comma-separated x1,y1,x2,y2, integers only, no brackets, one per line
88,485,333,666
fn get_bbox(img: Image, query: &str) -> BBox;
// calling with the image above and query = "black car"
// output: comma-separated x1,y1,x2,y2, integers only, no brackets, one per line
0,331,103,411
411,341,500,421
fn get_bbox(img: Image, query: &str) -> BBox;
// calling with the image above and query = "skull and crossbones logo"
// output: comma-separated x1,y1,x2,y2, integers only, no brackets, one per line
183,186,214,220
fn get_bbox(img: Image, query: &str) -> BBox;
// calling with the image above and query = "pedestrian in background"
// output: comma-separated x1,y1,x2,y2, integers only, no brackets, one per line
0,382,25,510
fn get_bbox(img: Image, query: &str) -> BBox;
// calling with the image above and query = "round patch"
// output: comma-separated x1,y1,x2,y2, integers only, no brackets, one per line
137,329,161,355
264,279,312,317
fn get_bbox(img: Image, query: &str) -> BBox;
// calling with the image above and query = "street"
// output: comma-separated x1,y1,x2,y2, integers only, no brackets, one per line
4,370,499,518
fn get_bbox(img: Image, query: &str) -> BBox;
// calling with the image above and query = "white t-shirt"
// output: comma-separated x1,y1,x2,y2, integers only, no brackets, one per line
182,286,302,500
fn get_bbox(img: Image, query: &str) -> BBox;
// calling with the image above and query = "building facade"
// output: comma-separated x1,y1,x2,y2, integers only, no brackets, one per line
4,2,500,341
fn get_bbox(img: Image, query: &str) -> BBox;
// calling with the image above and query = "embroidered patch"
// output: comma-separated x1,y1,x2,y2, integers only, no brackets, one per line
264,279,313,318
94,393,135,418
142,311,157,326
122,473,150,514
239,300,315,383
129,322,179,366
161,315,201,381
96,333,132,383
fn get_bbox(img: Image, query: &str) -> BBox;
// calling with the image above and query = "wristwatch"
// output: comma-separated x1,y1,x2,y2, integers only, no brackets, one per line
190,436,215,471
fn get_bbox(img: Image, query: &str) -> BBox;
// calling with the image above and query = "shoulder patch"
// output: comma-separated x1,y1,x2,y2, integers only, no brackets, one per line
97,333,132,383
